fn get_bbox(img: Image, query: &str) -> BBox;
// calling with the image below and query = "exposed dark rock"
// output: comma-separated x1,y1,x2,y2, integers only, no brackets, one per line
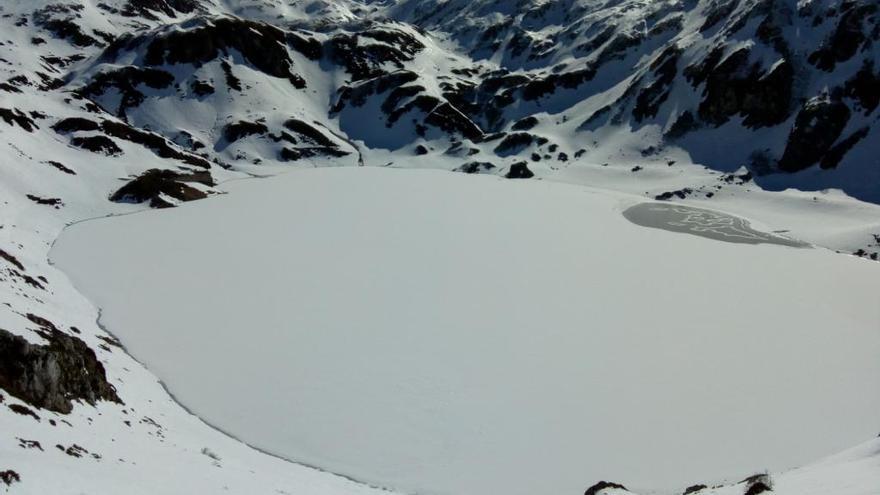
328,27,424,81
0,249,24,271
809,1,877,71
334,71,420,110
0,470,20,488
633,46,681,122
287,32,322,61
33,4,100,47
820,126,870,169
455,161,496,174
56,443,89,458
656,188,694,200
683,484,707,495
665,110,699,139
512,116,539,131
41,54,86,70
494,132,535,155
8,403,40,421
121,0,202,20
694,46,793,128
845,61,880,114
505,161,534,179
43,160,76,175
279,148,303,161
190,79,214,96
78,67,175,116
0,325,121,414
223,120,268,143
100,121,211,168
282,119,337,147
52,117,101,134
744,481,772,495
740,473,773,495
278,147,350,162
220,60,242,91
70,136,123,155
585,481,627,495
414,144,429,155
144,17,306,88
424,103,483,141
26,195,63,207
0,108,37,132
17,438,43,450
778,96,851,172
721,171,753,184
522,66,597,102
110,169,212,208
700,0,737,32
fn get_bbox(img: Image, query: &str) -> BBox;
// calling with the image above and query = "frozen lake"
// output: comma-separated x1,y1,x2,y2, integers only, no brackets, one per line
52,167,880,495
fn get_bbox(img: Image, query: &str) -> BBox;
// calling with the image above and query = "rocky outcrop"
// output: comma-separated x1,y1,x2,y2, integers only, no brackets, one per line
328,27,425,81
33,4,104,47
845,61,880,114
455,161,496,174
142,17,308,88
70,136,123,155
222,120,269,143
78,67,175,117
584,481,627,495
690,46,793,128
778,95,851,172
282,119,338,147
110,168,213,208
505,161,534,179
121,0,203,20
632,46,680,123
0,108,38,132
494,133,539,156
809,0,877,72
100,121,212,168
0,325,122,414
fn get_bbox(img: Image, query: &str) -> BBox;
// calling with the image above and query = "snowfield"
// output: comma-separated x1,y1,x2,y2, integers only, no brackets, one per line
51,167,880,495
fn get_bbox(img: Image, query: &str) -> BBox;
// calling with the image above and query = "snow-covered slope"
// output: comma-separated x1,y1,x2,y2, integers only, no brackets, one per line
1,0,879,494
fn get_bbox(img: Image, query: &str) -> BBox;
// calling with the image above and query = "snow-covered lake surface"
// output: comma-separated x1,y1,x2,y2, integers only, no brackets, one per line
51,167,880,495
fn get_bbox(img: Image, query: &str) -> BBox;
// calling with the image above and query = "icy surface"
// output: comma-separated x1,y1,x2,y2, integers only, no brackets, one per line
52,167,880,495
622,203,810,247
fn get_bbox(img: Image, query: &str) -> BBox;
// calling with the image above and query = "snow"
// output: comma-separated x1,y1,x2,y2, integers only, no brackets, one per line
51,166,880,495
2,0,880,493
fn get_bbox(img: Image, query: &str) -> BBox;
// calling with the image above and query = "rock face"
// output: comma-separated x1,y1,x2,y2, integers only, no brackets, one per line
328,27,425,81
778,96,851,172
690,47,793,128
505,161,534,179
808,0,878,72
110,169,214,208
584,481,627,495
0,327,122,414
121,0,203,20
142,17,308,88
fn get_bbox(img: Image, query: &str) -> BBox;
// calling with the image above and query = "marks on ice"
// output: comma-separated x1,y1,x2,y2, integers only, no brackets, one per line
623,203,810,247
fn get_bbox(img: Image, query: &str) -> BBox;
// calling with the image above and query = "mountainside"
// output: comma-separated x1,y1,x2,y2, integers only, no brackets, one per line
1,0,879,494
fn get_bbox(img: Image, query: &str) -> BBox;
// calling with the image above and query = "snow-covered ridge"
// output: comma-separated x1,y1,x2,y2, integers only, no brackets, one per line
0,0,879,493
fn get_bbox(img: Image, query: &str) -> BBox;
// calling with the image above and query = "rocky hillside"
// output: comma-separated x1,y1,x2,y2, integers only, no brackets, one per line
0,0,878,493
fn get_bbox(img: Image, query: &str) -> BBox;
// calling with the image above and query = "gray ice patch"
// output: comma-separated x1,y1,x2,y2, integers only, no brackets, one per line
622,202,810,248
